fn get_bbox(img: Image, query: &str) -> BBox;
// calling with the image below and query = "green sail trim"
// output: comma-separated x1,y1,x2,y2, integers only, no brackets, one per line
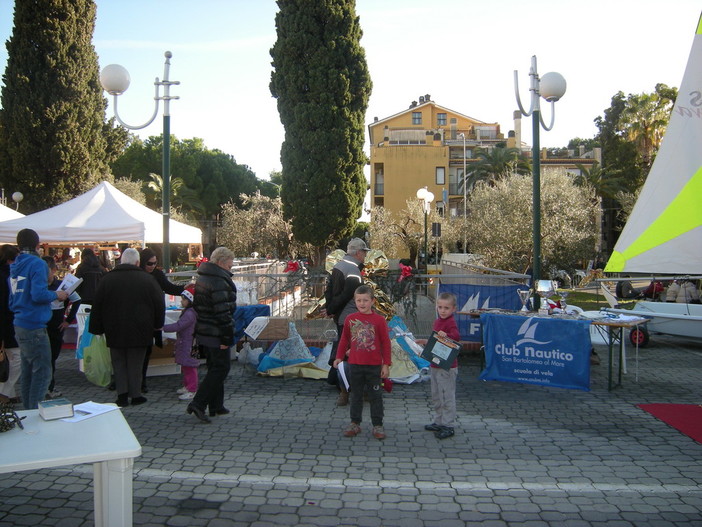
605,165,702,272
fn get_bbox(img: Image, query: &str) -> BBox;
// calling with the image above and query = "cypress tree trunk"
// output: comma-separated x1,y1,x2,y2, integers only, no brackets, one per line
0,0,126,211
270,0,372,262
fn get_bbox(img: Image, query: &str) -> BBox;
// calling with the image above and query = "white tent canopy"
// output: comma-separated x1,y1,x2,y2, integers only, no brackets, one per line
0,181,202,245
0,203,24,221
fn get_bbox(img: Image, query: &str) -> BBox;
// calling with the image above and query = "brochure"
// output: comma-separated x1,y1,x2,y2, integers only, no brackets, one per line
61,401,119,423
57,273,83,295
50,274,82,309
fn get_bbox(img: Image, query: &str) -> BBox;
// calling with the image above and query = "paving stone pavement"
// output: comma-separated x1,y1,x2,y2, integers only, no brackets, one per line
1,333,701,526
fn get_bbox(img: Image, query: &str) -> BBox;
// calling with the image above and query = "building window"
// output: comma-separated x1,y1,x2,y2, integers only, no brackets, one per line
437,113,447,126
449,167,464,195
412,112,422,125
435,167,445,186
374,171,384,195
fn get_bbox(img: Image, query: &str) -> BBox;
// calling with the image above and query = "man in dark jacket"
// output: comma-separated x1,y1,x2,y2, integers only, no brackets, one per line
89,248,165,407
186,246,236,423
324,238,369,405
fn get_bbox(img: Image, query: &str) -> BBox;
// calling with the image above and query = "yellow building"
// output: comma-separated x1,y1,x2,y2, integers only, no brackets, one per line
369,94,505,219
368,95,600,223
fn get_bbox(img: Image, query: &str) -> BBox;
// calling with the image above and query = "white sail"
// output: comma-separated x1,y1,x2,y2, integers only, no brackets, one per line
605,14,702,274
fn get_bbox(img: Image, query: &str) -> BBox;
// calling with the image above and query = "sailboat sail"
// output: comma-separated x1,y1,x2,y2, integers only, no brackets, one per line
605,14,702,274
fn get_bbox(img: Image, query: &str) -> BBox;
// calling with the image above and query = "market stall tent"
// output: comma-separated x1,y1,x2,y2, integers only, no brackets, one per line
0,203,24,221
0,181,201,244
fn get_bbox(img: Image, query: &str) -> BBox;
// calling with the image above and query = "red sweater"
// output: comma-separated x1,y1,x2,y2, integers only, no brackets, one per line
336,311,392,366
432,314,460,369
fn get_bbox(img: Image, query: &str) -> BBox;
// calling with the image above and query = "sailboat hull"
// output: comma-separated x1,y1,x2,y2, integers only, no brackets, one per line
608,301,702,339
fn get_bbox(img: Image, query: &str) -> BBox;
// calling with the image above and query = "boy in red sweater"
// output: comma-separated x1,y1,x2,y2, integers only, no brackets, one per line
425,292,460,439
333,285,391,440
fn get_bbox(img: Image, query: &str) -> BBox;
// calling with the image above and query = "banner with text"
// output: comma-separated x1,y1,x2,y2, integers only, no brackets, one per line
479,313,591,391
439,283,527,342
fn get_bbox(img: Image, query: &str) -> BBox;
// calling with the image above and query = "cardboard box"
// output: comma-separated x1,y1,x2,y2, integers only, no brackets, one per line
244,317,290,340
152,340,175,360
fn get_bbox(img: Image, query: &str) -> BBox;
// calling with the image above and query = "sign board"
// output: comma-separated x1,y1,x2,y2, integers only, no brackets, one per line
479,313,591,391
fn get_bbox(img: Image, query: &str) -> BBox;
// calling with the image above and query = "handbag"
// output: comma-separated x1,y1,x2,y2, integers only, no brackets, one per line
0,345,9,383
190,337,203,359
0,401,24,433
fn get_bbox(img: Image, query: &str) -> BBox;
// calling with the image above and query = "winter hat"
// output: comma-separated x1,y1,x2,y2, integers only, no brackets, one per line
182,284,196,303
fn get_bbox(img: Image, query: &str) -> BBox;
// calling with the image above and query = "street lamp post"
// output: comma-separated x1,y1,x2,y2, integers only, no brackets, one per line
458,132,467,253
100,51,180,269
514,56,566,308
11,192,23,211
416,186,434,271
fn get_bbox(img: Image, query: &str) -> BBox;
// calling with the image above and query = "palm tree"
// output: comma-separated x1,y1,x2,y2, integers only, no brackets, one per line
463,147,530,192
573,162,627,201
573,161,628,257
620,87,675,170
145,173,206,221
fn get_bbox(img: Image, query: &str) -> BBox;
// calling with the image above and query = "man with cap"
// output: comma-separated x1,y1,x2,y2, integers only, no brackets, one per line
324,237,370,405
9,228,68,409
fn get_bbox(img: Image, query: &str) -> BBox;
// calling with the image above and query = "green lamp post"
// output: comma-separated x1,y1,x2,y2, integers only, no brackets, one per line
514,56,566,308
100,52,180,270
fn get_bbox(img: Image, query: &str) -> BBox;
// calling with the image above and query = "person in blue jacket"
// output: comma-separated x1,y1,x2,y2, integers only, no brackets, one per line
9,229,68,409
43,256,81,399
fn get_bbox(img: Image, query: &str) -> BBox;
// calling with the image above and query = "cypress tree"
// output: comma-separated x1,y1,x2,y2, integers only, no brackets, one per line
0,0,126,211
270,0,372,258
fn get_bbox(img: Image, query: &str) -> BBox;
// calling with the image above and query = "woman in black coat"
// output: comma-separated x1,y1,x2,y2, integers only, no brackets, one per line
138,248,184,392
186,246,236,423
74,248,106,306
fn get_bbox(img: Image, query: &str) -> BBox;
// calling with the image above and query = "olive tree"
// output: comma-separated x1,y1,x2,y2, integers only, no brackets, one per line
466,168,599,273
218,192,292,259
369,200,463,265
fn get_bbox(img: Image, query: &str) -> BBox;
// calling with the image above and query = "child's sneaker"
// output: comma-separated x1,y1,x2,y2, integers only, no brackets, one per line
177,387,189,395
372,426,386,440
424,423,441,431
179,391,195,401
343,422,361,437
435,426,454,439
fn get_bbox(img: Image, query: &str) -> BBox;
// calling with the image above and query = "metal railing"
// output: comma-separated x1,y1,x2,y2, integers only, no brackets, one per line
168,259,531,342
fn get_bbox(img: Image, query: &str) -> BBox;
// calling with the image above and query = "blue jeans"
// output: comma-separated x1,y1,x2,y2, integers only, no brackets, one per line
15,326,52,410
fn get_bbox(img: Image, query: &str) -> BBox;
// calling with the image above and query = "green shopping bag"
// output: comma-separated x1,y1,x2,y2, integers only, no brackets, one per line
83,334,112,387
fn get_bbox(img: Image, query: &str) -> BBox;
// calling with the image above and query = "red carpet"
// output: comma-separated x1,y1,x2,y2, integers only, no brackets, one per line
638,404,702,443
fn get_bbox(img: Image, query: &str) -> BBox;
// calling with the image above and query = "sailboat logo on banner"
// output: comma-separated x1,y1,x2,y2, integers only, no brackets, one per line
605,14,702,274
515,318,552,347
460,292,492,312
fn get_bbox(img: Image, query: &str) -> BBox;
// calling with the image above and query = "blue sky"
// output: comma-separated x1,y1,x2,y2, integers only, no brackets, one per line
0,0,700,182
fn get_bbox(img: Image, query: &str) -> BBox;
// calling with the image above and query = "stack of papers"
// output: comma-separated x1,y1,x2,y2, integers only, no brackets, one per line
61,401,120,423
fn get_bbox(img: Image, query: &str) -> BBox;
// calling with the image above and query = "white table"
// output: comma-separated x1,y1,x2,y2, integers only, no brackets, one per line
0,407,142,527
